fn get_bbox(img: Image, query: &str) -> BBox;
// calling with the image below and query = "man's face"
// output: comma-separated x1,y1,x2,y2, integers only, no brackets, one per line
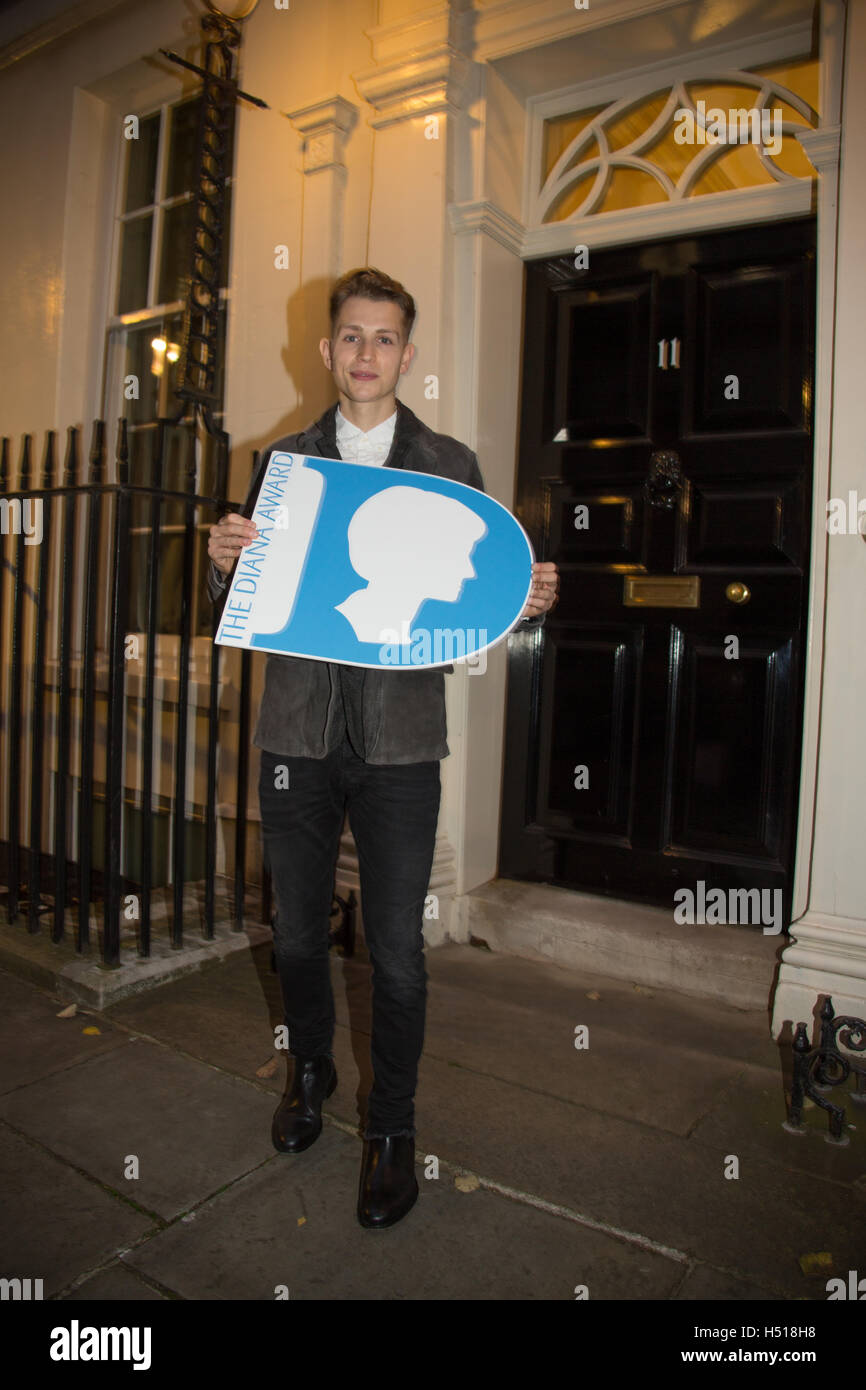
319,295,414,407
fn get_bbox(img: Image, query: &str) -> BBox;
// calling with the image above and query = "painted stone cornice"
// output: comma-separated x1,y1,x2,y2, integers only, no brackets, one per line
448,199,525,256
362,1,472,65
471,0,696,63
285,95,358,174
354,2,473,128
796,125,841,172
354,46,472,128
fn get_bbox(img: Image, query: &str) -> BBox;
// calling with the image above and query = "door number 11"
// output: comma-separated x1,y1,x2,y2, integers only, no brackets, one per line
658,338,681,369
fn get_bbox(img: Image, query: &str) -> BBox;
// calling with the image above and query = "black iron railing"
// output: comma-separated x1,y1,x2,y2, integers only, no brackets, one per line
785,996,866,1143
0,417,267,966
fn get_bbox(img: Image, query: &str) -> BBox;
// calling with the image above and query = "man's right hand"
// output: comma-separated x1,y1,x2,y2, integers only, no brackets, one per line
208,512,259,576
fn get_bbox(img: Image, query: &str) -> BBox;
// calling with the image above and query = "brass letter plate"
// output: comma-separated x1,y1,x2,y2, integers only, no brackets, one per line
623,575,700,608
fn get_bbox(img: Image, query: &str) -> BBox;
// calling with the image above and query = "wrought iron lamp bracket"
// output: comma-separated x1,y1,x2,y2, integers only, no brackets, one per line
159,2,267,438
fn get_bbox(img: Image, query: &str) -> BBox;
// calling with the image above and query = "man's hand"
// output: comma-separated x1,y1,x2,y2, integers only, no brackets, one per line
521,560,559,619
208,512,259,576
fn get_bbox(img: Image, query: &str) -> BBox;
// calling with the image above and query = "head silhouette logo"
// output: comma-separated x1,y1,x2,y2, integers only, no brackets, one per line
215,453,534,668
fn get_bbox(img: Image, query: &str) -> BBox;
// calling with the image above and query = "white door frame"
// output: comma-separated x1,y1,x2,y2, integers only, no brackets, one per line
450,0,845,926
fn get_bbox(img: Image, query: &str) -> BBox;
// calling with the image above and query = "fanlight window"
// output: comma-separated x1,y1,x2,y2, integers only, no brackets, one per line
536,59,819,224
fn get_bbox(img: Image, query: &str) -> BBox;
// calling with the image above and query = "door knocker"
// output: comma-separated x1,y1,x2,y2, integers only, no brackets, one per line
644,450,683,511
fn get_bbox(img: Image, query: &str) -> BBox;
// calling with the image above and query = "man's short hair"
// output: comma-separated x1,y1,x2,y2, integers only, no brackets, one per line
329,267,416,341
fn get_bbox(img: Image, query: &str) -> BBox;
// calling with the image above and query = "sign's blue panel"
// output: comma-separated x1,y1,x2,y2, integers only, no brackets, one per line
214,452,534,669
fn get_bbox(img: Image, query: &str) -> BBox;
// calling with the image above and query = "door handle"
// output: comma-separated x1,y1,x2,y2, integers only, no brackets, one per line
725,581,751,605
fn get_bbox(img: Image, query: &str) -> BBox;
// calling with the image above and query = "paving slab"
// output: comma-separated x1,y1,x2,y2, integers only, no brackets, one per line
0,968,130,1095
410,961,765,1140
122,1126,684,1301
61,1264,171,1301
105,956,285,1094
422,944,781,1070
0,1037,276,1221
2,941,861,1303
107,942,783,1139
401,1057,866,1298
0,1124,154,1298
690,1061,866,1184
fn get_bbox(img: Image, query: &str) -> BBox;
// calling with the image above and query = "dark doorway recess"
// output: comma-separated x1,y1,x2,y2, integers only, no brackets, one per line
500,217,816,926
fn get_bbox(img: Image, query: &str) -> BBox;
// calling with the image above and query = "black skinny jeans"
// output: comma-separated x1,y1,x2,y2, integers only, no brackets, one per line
258,738,441,1139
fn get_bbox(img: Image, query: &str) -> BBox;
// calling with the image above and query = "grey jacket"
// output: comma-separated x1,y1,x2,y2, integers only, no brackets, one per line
208,399,540,764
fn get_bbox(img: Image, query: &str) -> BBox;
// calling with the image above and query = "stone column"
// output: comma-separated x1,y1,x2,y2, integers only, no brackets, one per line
771,0,866,1034
286,96,357,281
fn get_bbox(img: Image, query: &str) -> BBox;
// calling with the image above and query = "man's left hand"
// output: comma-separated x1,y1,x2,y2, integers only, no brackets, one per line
521,561,560,619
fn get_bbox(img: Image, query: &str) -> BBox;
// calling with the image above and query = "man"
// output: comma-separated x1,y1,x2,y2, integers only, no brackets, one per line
207,267,559,1229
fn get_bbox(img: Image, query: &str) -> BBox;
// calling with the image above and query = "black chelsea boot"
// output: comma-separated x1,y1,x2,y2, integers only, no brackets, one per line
357,1135,418,1228
271,1054,337,1154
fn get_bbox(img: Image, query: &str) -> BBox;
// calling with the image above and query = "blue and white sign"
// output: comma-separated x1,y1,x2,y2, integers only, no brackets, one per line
214,452,534,669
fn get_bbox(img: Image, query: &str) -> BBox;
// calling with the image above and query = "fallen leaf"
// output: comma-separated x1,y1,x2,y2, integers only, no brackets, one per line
586,991,601,1001
633,985,654,996
56,1004,77,1018
82,1026,101,1035
256,1057,278,1079
297,1216,306,1226
798,1251,833,1277
455,1173,480,1193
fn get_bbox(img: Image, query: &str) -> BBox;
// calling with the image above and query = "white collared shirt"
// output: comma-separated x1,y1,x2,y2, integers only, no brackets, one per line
335,405,397,467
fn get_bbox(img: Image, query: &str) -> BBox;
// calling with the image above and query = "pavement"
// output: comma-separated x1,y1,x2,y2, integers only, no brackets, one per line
0,932,864,1302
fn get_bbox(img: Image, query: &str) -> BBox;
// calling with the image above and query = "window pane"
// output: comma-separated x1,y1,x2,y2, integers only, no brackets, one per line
166,97,200,199
162,424,198,519
128,424,160,488
161,310,186,406
120,323,162,424
126,531,185,633
116,213,153,313
124,112,160,212
158,199,194,305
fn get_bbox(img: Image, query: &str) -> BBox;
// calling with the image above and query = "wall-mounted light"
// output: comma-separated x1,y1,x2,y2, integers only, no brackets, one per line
150,337,181,376
150,337,167,377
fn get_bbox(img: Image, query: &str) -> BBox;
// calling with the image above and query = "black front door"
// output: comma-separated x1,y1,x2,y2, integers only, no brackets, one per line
500,217,816,923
